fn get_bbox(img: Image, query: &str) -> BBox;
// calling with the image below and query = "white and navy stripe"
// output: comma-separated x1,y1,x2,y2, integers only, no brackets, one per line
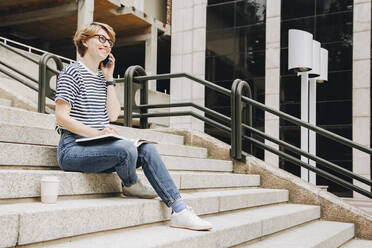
55,62,109,134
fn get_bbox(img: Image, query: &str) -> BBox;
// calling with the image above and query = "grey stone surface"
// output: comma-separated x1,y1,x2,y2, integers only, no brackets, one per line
0,212,19,248
341,239,372,248
0,143,57,167
244,221,354,248
260,204,320,236
162,156,232,172
0,122,59,146
0,105,55,129
155,128,231,160
218,188,288,211
20,204,320,247
0,76,55,113
0,191,294,245
0,170,123,199
0,170,262,199
155,143,207,158
0,98,11,107
179,172,260,189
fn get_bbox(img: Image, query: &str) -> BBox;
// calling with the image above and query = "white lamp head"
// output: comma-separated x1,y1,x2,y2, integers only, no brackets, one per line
316,48,328,83
309,40,321,78
288,29,313,72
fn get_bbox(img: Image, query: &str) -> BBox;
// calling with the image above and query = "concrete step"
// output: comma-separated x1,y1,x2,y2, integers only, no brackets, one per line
0,143,231,171
0,105,55,128
0,122,60,146
0,140,207,163
241,220,354,248
0,106,184,145
0,169,261,199
340,239,372,248
0,98,11,107
18,203,319,248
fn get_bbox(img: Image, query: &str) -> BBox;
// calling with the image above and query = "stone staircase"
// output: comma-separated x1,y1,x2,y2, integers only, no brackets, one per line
0,104,371,247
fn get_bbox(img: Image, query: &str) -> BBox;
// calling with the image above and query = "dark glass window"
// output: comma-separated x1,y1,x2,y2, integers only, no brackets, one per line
206,0,266,159
236,24,266,51
236,0,266,26
323,42,352,71
316,0,353,15
207,2,235,30
315,12,353,43
282,0,315,20
206,28,236,56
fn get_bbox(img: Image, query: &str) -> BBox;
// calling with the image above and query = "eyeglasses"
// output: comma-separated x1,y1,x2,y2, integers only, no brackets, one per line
93,34,114,48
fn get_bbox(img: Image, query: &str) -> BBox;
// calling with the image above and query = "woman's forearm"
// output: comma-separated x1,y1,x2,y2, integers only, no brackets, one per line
106,85,121,121
56,113,99,137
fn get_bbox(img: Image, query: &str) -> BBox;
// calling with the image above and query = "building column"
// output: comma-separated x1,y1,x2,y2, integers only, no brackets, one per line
170,0,207,131
352,0,371,198
264,0,281,167
145,24,158,91
77,0,94,59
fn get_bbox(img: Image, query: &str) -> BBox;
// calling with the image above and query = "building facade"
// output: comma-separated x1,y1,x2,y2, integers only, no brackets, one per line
170,0,370,197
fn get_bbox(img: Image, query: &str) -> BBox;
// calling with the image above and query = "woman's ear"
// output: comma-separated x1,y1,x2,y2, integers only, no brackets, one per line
82,40,88,48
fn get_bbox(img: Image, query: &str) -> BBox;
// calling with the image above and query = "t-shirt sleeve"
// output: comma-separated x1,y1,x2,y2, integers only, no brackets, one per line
55,71,79,107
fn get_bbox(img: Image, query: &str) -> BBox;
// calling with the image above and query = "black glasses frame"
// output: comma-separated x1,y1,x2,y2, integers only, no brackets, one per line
93,34,114,48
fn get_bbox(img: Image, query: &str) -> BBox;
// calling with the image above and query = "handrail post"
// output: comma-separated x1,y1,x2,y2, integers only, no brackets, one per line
230,79,241,159
123,67,132,127
240,81,253,155
38,53,63,113
231,79,253,162
123,65,148,128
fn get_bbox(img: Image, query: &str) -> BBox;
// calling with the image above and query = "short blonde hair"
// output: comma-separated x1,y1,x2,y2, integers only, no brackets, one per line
73,22,116,57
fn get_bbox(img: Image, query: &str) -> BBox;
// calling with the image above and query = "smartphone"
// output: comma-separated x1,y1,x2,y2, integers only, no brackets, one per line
102,56,110,67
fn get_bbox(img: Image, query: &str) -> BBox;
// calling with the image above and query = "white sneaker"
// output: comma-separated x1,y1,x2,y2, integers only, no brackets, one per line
170,206,212,231
122,178,157,199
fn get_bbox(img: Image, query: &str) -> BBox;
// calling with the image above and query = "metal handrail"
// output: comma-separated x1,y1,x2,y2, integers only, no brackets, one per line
240,94,372,155
124,66,371,198
0,36,74,64
0,40,64,113
242,122,372,187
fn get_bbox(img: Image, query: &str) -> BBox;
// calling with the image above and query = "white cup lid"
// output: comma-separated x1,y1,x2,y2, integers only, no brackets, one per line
41,176,59,182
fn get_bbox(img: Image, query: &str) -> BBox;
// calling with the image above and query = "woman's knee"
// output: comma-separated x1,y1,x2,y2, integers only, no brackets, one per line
139,143,157,155
115,140,138,161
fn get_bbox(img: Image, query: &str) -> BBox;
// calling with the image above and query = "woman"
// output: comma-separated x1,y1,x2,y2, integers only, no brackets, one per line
55,22,211,231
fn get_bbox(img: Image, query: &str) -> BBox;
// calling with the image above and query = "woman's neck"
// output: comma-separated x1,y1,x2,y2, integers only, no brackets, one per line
80,55,100,73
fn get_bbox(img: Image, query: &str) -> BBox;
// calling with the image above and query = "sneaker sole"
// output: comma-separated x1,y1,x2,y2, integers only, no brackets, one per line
122,193,158,199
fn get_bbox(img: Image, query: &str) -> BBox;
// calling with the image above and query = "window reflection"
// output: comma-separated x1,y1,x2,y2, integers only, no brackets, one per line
236,0,266,26
206,0,266,159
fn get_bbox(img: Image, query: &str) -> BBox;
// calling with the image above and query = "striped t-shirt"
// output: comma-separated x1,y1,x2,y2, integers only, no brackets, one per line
55,62,109,134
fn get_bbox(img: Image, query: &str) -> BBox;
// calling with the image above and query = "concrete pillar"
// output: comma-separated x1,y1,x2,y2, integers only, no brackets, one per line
264,0,281,167
352,0,371,198
145,24,158,91
77,0,94,59
170,0,207,131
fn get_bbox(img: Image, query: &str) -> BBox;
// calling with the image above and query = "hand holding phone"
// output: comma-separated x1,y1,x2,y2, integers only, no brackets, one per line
102,56,110,67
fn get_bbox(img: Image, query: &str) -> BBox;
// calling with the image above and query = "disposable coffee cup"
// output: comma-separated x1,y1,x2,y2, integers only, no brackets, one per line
41,176,59,204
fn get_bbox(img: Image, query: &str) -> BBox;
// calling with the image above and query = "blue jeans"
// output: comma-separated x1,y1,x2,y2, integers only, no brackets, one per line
57,130,181,207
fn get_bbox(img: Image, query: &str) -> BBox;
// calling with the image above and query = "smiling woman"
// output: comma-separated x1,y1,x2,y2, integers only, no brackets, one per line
54,22,212,231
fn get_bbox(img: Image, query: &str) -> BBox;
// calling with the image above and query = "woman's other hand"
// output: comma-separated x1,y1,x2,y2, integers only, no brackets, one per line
98,125,119,136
